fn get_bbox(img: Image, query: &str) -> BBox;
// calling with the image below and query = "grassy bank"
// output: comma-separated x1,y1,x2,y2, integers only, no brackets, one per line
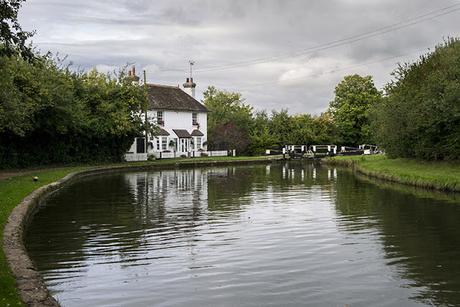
0,155,281,306
326,155,460,192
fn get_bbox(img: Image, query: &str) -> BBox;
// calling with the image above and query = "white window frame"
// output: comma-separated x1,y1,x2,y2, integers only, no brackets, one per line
192,112,198,125
157,111,164,126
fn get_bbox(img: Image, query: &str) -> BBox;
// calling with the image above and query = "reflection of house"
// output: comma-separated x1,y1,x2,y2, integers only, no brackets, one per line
126,67,208,159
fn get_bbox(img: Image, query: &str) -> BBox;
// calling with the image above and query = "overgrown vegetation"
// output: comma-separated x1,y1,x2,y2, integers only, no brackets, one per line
0,0,149,168
0,55,148,168
372,38,460,161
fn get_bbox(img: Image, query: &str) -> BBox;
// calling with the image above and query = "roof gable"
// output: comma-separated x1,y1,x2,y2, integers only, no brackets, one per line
147,84,208,112
173,129,192,138
191,129,204,136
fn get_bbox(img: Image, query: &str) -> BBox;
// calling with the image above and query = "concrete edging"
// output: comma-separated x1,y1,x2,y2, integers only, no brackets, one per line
3,157,282,306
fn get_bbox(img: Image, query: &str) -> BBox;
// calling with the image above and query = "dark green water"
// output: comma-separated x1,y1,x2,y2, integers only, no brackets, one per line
26,162,460,306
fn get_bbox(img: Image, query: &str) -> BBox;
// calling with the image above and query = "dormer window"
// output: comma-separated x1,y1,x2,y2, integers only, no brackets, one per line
157,111,164,126
192,112,198,125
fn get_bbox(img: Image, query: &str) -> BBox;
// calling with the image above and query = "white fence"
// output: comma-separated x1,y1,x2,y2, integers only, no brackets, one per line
193,150,229,157
124,153,148,162
151,150,230,159
126,150,231,161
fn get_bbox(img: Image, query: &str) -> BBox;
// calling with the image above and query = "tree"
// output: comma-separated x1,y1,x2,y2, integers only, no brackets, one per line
372,38,460,160
0,53,147,167
311,112,337,144
203,86,253,153
249,111,277,155
212,122,250,153
269,109,294,146
329,74,381,146
0,0,34,59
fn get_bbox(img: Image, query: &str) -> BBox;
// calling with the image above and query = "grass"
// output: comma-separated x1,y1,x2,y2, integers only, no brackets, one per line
0,155,281,306
0,167,85,306
327,155,460,192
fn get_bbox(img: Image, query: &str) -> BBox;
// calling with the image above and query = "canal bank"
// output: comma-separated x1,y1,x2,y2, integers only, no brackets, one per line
0,155,282,307
325,155,460,192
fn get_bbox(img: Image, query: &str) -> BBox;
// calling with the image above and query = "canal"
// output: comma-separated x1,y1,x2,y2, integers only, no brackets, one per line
25,161,460,306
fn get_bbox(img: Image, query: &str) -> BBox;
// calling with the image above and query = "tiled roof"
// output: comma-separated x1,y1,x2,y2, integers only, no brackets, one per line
155,128,170,136
173,129,192,138
191,129,204,136
147,84,208,112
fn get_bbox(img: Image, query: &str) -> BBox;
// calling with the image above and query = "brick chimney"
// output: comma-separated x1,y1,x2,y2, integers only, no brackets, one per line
128,65,140,85
183,77,196,98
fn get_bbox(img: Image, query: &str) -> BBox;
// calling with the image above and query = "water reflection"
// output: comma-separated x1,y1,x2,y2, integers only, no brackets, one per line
333,170,460,306
25,162,460,306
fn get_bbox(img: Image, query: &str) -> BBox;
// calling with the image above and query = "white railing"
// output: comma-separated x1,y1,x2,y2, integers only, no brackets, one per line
208,150,228,157
124,153,148,162
149,150,231,159
151,152,175,159
193,150,229,157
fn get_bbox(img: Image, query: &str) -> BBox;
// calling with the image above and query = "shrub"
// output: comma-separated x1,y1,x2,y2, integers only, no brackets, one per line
0,53,146,168
372,38,460,160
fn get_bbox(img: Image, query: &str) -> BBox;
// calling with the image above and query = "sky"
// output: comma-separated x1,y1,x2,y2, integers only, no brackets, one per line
19,0,460,114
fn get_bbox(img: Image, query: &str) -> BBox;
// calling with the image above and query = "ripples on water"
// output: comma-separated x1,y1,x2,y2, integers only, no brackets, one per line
26,161,460,306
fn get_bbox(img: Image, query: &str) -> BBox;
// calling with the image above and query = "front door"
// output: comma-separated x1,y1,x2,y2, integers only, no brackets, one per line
136,137,145,153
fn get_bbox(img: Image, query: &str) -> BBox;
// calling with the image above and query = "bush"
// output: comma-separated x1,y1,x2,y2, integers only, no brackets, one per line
372,38,460,160
0,53,146,168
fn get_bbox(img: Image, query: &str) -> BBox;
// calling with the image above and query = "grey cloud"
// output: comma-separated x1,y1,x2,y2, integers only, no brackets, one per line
19,0,460,114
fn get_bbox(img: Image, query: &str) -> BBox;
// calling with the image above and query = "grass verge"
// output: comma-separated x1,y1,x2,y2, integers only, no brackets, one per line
0,155,281,306
326,155,460,192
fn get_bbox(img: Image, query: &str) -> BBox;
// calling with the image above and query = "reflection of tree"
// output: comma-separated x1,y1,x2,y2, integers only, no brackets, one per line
26,167,214,270
206,161,337,212
26,174,151,272
333,170,460,306
26,162,341,291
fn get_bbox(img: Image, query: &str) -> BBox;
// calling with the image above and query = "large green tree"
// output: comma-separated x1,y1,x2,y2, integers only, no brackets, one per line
0,54,147,167
329,74,381,146
249,110,277,155
203,86,253,153
372,38,460,160
0,0,34,59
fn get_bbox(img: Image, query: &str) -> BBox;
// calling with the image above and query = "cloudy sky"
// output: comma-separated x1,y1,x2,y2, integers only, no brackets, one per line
19,0,460,114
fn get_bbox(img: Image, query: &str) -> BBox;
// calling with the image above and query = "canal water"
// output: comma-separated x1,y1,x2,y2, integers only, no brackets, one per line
26,161,460,306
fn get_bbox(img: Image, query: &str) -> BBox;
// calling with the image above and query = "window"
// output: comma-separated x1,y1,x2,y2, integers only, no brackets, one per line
161,137,167,150
196,137,202,149
156,138,160,150
157,111,164,126
192,112,198,125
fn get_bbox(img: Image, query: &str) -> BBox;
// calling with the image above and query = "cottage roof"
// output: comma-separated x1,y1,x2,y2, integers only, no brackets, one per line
155,128,170,136
191,129,204,136
147,84,208,112
173,129,192,138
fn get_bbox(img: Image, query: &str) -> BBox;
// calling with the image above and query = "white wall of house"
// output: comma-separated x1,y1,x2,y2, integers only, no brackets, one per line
146,109,207,154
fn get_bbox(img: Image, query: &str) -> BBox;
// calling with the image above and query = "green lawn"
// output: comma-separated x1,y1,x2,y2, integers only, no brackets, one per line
328,155,460,191
0,167,85,306
0,155,281,306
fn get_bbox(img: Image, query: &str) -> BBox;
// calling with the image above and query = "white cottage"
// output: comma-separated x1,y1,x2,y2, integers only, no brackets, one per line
126,71,209,160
